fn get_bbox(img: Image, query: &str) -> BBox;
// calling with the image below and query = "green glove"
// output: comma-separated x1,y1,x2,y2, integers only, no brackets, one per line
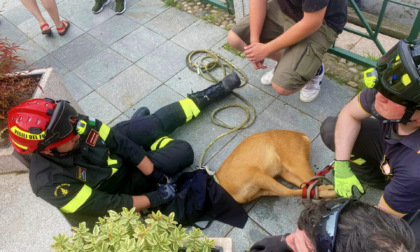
334,160,365,197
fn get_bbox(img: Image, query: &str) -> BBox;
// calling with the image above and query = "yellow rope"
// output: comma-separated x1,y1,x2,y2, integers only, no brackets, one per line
186,50,256,169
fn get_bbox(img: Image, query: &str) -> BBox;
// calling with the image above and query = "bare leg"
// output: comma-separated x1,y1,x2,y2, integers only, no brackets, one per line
20,0,49,30
40,0,62,28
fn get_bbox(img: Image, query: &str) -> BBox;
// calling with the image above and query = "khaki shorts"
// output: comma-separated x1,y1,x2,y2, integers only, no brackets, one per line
231,0,338,90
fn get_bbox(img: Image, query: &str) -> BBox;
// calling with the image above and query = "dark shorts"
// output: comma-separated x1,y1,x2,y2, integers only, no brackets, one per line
231,0,338,90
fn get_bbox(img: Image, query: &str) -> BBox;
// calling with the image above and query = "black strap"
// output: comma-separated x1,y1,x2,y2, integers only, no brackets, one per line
400,106,416,125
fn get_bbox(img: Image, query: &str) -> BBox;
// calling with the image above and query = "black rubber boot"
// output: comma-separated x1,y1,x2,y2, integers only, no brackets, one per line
131,107,150,120
187,73,240,110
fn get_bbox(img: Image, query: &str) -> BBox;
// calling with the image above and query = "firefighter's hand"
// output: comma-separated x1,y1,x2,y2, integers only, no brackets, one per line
157,182,176,205
147,168,170,185
334,160,364,198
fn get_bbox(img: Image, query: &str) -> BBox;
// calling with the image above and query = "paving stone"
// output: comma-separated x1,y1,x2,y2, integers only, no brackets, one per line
2,4,33,27
97,65,162,112
1,0,22,12
111,26,166,62
124,85,184,118
56,0,94,19
67,7,115,32
124,0,168,24
16,40,48,66
73,48,131,88
32,24,84,53
248,196,304,235
78,92,121,124
136,40,189,82
241,99,322,140
227,217,271,252
170,108,239,168
61,71,93,101
309,135,335,174
144,8,198,39
30,55,70,77
88,15,139,46
201,220,234,238
278,76,357,122
51,33,106,70
210,37,250,70
16,11,54,38
104,0,142,12
205,133,246,173
242,59,280,98
207,83,276,128
109,113,130,127
0,17,29,46
171,19,227,51
0,173,72,252
166,67,215,97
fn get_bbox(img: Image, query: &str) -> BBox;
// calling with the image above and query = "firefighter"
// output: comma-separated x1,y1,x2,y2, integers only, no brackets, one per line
8,73,240,216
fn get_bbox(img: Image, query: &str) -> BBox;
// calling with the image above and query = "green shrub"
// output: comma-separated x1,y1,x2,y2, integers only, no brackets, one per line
51,208,215,252
164,0,176,7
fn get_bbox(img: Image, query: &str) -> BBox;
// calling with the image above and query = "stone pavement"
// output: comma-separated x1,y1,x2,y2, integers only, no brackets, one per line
0,0,390,251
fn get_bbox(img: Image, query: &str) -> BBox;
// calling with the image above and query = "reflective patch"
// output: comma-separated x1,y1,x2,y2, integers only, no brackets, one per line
76,120,87,135
11,126,46,140
86,129,99,147
77,166,87,182
179,98,200,122
54,183,70,197
402,74,411,86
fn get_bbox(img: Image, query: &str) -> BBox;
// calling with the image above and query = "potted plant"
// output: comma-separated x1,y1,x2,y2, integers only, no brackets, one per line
51,208,232,252
0,35,83,173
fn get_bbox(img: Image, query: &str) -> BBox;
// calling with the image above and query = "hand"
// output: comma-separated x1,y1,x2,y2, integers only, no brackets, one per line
147,168,170,185
157,182,176,205
244,42,269,63
252,61,267,70
334,160,364,197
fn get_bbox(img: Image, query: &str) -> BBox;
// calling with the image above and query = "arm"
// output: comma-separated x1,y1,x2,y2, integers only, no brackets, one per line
249,0,267,44
335,95,371,161
377,196,406,218
244,7,326,63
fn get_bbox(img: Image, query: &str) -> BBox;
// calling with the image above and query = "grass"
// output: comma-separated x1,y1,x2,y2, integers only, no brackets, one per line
363,51,381,62
222,43,245,58
164,0,176,7
176,3,182,9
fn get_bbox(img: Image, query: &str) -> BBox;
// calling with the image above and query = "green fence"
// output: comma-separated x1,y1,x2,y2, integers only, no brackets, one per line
200,0,234,14
328,0,420,68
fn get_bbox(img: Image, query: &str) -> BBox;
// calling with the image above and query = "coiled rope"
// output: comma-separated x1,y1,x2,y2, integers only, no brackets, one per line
186,50,256,169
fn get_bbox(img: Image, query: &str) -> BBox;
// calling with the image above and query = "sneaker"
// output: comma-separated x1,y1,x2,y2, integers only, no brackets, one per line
115,0,127,14
92,0,110,14
300,63,324,103
261,68,275,86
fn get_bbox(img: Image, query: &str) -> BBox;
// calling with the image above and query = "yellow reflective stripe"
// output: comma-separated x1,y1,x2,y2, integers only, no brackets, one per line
150,136,173,151
350,158,366,166
12,139,28,150
111,168,118,176
179,98,200,122
99,124,110,141
396,55,400,61
107,156,118,166
417,150,420,154
402,74,411,86
60,185,92,213
11,126,46,140
381,196,406,215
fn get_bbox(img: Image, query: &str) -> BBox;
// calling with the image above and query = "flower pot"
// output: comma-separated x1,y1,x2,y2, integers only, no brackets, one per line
0,68,83,173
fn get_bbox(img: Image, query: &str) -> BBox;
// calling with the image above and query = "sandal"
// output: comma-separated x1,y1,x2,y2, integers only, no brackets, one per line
56,20,70,36
40,23,52,35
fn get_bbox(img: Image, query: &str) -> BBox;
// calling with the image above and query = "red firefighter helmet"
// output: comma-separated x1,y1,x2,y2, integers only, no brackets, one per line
7,98,78,154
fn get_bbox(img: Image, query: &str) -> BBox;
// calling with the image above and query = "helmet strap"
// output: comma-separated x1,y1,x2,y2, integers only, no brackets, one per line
399,106,416,125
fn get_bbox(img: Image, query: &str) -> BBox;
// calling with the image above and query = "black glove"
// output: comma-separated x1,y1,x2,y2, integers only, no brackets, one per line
147,168,170,184
250,235,293,252
146,182,176,208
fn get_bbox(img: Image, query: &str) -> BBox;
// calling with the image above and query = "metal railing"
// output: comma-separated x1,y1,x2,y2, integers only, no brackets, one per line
200,0,234,14
328,0,420,67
